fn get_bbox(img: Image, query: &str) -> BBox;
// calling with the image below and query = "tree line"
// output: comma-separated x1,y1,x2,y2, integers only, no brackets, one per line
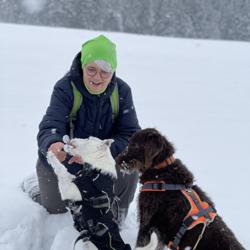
1,0,250,41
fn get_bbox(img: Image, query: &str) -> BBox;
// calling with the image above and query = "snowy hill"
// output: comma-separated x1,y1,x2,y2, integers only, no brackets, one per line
0,23,249,249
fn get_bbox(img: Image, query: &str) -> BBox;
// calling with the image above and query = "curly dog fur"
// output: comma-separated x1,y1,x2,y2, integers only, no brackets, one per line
116,128,245,250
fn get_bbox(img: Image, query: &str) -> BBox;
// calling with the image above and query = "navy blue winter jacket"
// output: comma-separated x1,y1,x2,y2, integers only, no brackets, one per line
37,53,140,165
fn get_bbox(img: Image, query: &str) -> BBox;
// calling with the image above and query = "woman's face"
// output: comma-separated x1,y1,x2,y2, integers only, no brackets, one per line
83,62,113,94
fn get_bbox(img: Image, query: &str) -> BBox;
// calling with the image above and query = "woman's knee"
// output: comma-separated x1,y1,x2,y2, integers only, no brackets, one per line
36,158,67,214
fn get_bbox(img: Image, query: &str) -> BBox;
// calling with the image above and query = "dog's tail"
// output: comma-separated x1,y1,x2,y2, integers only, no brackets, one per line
135,232,158,250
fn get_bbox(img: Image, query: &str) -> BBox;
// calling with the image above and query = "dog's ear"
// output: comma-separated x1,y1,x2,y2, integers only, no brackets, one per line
144,132,164,169
103,139,114,147
98,139,114,150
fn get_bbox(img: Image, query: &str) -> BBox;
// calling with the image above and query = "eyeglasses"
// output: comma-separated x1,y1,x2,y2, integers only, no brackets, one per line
85,66,113,79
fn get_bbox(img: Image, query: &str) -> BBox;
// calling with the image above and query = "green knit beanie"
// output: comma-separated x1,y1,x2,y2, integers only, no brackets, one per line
81,35,117,71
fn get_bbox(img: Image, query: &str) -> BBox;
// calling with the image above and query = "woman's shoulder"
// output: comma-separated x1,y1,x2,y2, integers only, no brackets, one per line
52,73,75,103
54,72,72,90
115,77,132,95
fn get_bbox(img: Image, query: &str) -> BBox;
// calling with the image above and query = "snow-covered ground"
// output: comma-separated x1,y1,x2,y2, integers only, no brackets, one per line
0,23,249,250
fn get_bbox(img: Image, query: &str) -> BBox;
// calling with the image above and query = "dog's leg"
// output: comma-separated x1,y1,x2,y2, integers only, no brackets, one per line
135,232,158,250
47,151,81,201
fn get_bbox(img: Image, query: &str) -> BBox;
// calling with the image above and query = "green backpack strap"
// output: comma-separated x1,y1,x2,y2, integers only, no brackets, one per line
110,83,119,122
70,81,83,120
69,81,83,138
69,81,119,138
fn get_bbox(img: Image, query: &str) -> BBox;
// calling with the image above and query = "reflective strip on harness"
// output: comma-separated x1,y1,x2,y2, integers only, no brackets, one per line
168,189,217,250
181,189,217,229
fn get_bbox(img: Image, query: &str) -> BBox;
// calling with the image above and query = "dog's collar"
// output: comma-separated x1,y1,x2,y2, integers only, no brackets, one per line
154,155,175,169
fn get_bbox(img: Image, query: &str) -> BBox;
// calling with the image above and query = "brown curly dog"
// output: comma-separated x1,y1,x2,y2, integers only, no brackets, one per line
116,128,245,250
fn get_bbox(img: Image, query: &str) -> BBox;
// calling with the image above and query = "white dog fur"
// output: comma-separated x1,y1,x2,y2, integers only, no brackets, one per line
67,137,117,178
47,136,157,250
47,137,116,201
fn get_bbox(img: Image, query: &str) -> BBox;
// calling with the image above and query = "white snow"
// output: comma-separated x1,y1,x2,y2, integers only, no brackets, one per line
0,23,249,249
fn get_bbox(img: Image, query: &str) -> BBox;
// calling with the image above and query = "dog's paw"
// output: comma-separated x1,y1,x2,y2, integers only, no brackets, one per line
135,232,158,250
47,151,81,201
47,151,60,171
47,151,75,182
47,151,58,166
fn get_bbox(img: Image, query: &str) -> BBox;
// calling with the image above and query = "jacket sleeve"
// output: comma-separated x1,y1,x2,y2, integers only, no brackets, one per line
37,79,72,156
110,82,141,157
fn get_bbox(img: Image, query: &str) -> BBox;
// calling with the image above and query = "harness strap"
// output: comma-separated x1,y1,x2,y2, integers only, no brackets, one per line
192,222,208,250
169,188,216,250
140,181,217,250
68,194,111,211
168,223,188,250
84,195,111,212
141,182,189,192
182,189,216,229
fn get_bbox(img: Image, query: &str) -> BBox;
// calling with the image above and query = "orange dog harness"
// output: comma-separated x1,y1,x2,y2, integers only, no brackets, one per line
141,181,217,250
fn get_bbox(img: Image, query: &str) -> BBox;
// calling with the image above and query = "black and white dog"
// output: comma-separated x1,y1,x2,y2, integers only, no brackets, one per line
47,136,132,250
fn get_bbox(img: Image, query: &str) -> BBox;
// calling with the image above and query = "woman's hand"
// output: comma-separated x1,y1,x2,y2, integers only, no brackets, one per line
48,142,67,162
68,156,84,165
48,141,84,164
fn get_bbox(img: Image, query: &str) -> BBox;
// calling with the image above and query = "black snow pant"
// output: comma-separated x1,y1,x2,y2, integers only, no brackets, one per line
36,158,139,223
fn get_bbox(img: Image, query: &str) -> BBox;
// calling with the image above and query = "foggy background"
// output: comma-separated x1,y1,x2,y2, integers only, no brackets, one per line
1,0,250,41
